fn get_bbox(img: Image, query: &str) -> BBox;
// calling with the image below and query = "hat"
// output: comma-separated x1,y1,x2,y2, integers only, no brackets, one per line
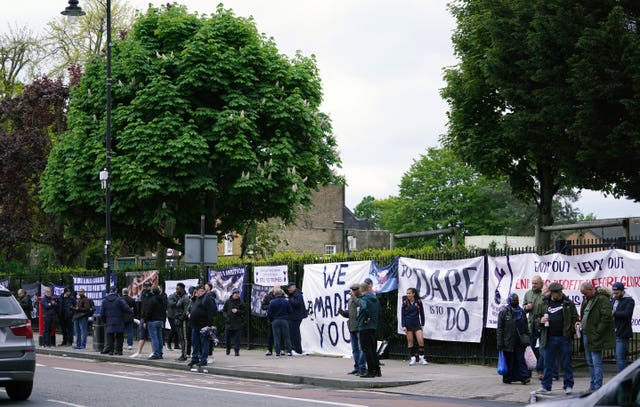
122,288,129,295
286,282,296,287
612,282,625,291
188,286,195,294
364,278,373,285
142,281,152,287
350,283,360,290
548,282,563,292
232,288,240,294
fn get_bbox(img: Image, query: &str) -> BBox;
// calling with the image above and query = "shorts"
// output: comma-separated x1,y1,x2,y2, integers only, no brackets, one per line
137,319,149,340
405,324,423,333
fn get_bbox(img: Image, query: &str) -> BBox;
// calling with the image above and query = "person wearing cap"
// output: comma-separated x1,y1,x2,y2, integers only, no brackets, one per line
58,287,76,346
611,281,635,372
188,285,218,369
536,282,578,395
72,288,94,350
338,283,367,375
223,287,245,356
286,281,307,355
101,286,131,355
578,281,615,391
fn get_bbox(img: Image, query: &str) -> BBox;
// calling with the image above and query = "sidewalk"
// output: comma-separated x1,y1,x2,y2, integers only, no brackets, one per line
36,334,616,405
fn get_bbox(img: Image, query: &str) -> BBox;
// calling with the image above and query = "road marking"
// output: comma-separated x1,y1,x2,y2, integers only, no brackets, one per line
47,399,86,407
52,367,366,407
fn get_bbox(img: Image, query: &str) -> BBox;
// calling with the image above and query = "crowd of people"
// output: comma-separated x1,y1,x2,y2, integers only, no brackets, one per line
497,277,635,395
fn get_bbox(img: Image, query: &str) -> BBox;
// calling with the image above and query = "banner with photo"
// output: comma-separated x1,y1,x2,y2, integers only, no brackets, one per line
125,270,159,300
72,274,116,315
251,284,271,317
22,282,39,319
486,249,640,331
0,277,9,289
398,257,485,343
208,266,247,311
300,261,373,356
369,257,399,293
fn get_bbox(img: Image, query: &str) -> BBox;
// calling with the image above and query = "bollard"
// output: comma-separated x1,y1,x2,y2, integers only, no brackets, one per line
92,314,105,351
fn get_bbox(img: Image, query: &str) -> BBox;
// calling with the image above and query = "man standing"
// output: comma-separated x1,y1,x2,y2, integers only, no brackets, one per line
73,288,93,350
261,285,280,356
611,282,635,372
359,281,381,378
223,288,245,356
339,283,366,376
536,282,578,395
16,289,33,321
578,281,615,391
144,285,167,360
101,286,131,355
168,283,191,362
59,288,76,346
41,287,57,347
188,285,217,369
523,275,544,379
286,282,306,355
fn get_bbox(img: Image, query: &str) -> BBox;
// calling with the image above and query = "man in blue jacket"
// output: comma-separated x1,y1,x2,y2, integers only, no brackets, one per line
286,282,306,355
358,281,381,378
611,282,635,372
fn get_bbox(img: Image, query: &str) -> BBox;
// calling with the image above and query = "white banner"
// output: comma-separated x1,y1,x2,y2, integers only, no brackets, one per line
486,249,640,331
300,261,373,356
398,257,485,343
254,265,288,286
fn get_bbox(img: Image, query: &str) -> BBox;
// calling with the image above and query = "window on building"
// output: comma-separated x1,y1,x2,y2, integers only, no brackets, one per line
348,236,357,251
324,245,336,255
224,233,233,256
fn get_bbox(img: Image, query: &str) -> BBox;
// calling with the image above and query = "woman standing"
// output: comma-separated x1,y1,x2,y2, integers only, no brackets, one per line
401,287,427,365
497,293,531,384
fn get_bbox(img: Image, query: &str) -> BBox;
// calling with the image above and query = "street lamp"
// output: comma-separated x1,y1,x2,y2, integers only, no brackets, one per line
62,0,112,293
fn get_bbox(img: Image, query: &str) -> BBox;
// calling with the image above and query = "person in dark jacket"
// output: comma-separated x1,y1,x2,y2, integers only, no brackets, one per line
267,288,292,357
73,288,93,349
41,287,57,347
261,285,279,356
338,283,366,375
168,283,191,361
120,288,136,350
286,282,306,355
16,289,33,320
188,285,217,369
497,293,531,385
401,287,427,366
358,282,381,378
101,287,132,355
144,285,167,360
58,288,76,346
611,282,635,372
223,288,245,356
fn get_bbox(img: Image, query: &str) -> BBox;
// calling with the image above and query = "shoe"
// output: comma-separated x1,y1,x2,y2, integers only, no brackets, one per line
356,371,367,376
375,371,382,377
177,356,187,361
361,373,376,378
187,360,198,368
275,353,281,357
536,387,551,394
293,351,304,356
265,351,273,356
114,352,123,355
348,369,359,375
287,352,293,357
127,346,133,350
148,355,163,360
418,356,428,365
235,351,239,356
564,387,573,394
197,362,207,367
167,345,172,351
129,352,140,358
521,377,531,385
409,356,416,366
226,349,230,355
72,345,82,350
553,376,559,381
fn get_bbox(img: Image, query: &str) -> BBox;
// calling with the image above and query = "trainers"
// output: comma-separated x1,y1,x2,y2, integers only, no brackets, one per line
536,387,551,394
418,356,428,365
127,346,133,350
265,351,273,356
129,352,140,358
187,360,197,368
409,356,416,366
287,352,293,357
564,387,573,394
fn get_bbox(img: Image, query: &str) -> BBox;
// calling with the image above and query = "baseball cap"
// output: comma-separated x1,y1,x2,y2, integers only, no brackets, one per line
548,282,563,292
612,282,625,291
364,278,373,285
350,283,360,290
286,282,296,287
232,288,240,294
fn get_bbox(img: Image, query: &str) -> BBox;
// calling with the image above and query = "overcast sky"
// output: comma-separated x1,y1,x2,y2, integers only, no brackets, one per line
2,0,639,220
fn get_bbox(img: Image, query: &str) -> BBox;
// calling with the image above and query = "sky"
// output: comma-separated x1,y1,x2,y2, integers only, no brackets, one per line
2,0,639,220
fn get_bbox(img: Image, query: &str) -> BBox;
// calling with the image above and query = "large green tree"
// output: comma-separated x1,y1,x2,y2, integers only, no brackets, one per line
442,0,640,248
41,4,341,257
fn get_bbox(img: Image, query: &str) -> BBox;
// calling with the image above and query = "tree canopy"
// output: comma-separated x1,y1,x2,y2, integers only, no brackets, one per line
442,0,640,247
41,4,341,255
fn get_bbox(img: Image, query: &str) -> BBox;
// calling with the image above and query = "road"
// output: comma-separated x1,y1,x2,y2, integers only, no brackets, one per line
0,355,521,406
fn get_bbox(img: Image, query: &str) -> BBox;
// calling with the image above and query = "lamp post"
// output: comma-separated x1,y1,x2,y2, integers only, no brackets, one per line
62,0,112,294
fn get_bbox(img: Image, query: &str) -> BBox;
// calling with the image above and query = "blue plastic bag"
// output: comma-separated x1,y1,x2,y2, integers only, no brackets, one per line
497,350,508,375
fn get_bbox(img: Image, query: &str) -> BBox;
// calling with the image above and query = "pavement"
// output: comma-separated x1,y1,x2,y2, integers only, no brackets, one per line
36,334,618,405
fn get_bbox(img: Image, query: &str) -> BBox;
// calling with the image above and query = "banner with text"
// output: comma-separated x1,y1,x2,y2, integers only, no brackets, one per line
486,249,640,331
254,265,288,287
398,257,485,343
72,274,116,315
301,261,372,356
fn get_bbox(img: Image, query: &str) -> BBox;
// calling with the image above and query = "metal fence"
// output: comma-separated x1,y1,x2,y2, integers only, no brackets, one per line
2,240,639,366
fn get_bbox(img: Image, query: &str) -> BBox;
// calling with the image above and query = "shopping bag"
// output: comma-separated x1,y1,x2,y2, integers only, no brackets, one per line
524,346,537,370
497,350,508,375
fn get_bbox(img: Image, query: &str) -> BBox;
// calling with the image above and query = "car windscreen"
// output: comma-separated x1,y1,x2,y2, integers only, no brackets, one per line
0,291,24,315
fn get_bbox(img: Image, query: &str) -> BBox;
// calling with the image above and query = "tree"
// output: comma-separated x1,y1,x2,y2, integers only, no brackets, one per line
353,195,382,230
41,4,341,257
441,0,640,248
0,25,43,98
354,148,581,248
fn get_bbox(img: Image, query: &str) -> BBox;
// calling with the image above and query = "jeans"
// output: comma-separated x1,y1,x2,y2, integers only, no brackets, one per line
225,328,242,353
583,334,603,390
349,331,366,372
541,336,574,391
191,327,210,365
124,321,134,347
74,317,88,347
272,319,291,356
148,320,164,358
615,337,629,372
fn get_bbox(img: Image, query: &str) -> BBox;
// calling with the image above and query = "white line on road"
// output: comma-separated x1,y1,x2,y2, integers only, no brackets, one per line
52,367,366,407
47,399,87,407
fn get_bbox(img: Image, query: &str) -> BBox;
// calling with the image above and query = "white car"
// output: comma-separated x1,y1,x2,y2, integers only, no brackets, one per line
528,357,640,406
